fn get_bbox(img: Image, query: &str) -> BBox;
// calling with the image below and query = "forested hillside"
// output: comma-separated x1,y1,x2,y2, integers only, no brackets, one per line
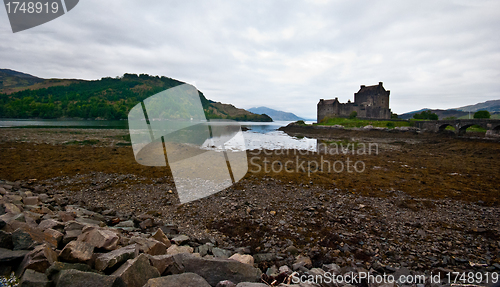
0,72,272,121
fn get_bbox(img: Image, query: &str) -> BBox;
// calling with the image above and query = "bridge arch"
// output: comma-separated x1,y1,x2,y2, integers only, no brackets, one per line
458,124,473,135
458,124,486,136
438,123,454,133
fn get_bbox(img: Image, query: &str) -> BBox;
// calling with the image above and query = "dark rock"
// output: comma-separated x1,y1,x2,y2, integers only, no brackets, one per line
279,265,292,275
58,212,75,222
130,237,167,256
0,230,13,249
23,213,41,228
235,283,269,287
55,269,125,287
234,247,251,254
19,269,50,287
158,224,179,236
265,265,278,276
168,253,262,286
43,229,63,247
63,221,85,232
144,272,211,287
146,254,174,275
77,227,120,251
45,261,96,281
62,229,81,245
23,197,40,206
442,255,450,265
139,218,153,230
253,253,276,263
59,240,94,263
3,202,22,214
111,253,160,287
196,244,211,257
212,247,233,258
0,247,30,263
114,220,134,228
24,211,42,220
384,265,397,273
65,206,99,220
0,213,25,227
16,244,58,277
340,243,353,253
136,214,153,221
95,244,139,272
292,255,312,270
13,226,56,250
102,209,116,216
37,219,64,231
37,193,49,202
217,280,237,287
75,217,102,227
285,245,299,255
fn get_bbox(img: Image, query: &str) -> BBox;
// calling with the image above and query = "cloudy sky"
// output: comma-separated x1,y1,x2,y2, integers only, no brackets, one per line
1,0,499,118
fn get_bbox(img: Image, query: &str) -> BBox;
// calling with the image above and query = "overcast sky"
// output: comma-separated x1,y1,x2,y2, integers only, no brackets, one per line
1,0,499,118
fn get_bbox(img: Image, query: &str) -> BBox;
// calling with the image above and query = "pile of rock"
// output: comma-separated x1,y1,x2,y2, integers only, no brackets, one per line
0,181,271,286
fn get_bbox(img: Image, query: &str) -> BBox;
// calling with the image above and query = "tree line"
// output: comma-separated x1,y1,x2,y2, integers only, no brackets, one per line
412,110,491,120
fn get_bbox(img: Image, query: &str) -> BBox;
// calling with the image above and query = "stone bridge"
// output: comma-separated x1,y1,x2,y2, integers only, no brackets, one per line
413,119,500,136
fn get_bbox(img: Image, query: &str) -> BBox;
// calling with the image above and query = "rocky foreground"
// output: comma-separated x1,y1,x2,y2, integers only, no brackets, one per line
0,179,499,287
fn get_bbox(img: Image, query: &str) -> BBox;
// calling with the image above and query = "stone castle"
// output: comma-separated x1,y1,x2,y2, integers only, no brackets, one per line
317,82,392,122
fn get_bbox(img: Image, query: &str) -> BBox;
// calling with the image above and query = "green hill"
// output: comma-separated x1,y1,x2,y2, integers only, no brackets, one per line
0,71,272,122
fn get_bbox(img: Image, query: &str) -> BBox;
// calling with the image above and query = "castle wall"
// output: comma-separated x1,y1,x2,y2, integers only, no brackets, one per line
354,93,373,106
354,92,390,109
318,102,362,122
317,101,338,123
317,83,391,122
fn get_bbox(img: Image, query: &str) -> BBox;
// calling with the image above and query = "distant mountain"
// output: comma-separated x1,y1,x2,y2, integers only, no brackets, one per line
0,68,42,79
0,68,44,91
248,106,304,121
0,68,84,94
454,100,500,113
398,109,469,120
0,69,272,121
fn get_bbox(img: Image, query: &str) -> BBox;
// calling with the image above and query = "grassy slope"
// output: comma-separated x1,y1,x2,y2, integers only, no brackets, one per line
1,78,85,95
315,117,411,128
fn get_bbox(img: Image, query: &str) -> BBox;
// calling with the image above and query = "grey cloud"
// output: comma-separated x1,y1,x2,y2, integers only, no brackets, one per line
1,0,499,118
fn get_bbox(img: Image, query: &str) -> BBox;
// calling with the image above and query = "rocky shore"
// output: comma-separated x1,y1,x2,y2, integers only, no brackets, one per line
0,128,499,286
1,178,499,287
